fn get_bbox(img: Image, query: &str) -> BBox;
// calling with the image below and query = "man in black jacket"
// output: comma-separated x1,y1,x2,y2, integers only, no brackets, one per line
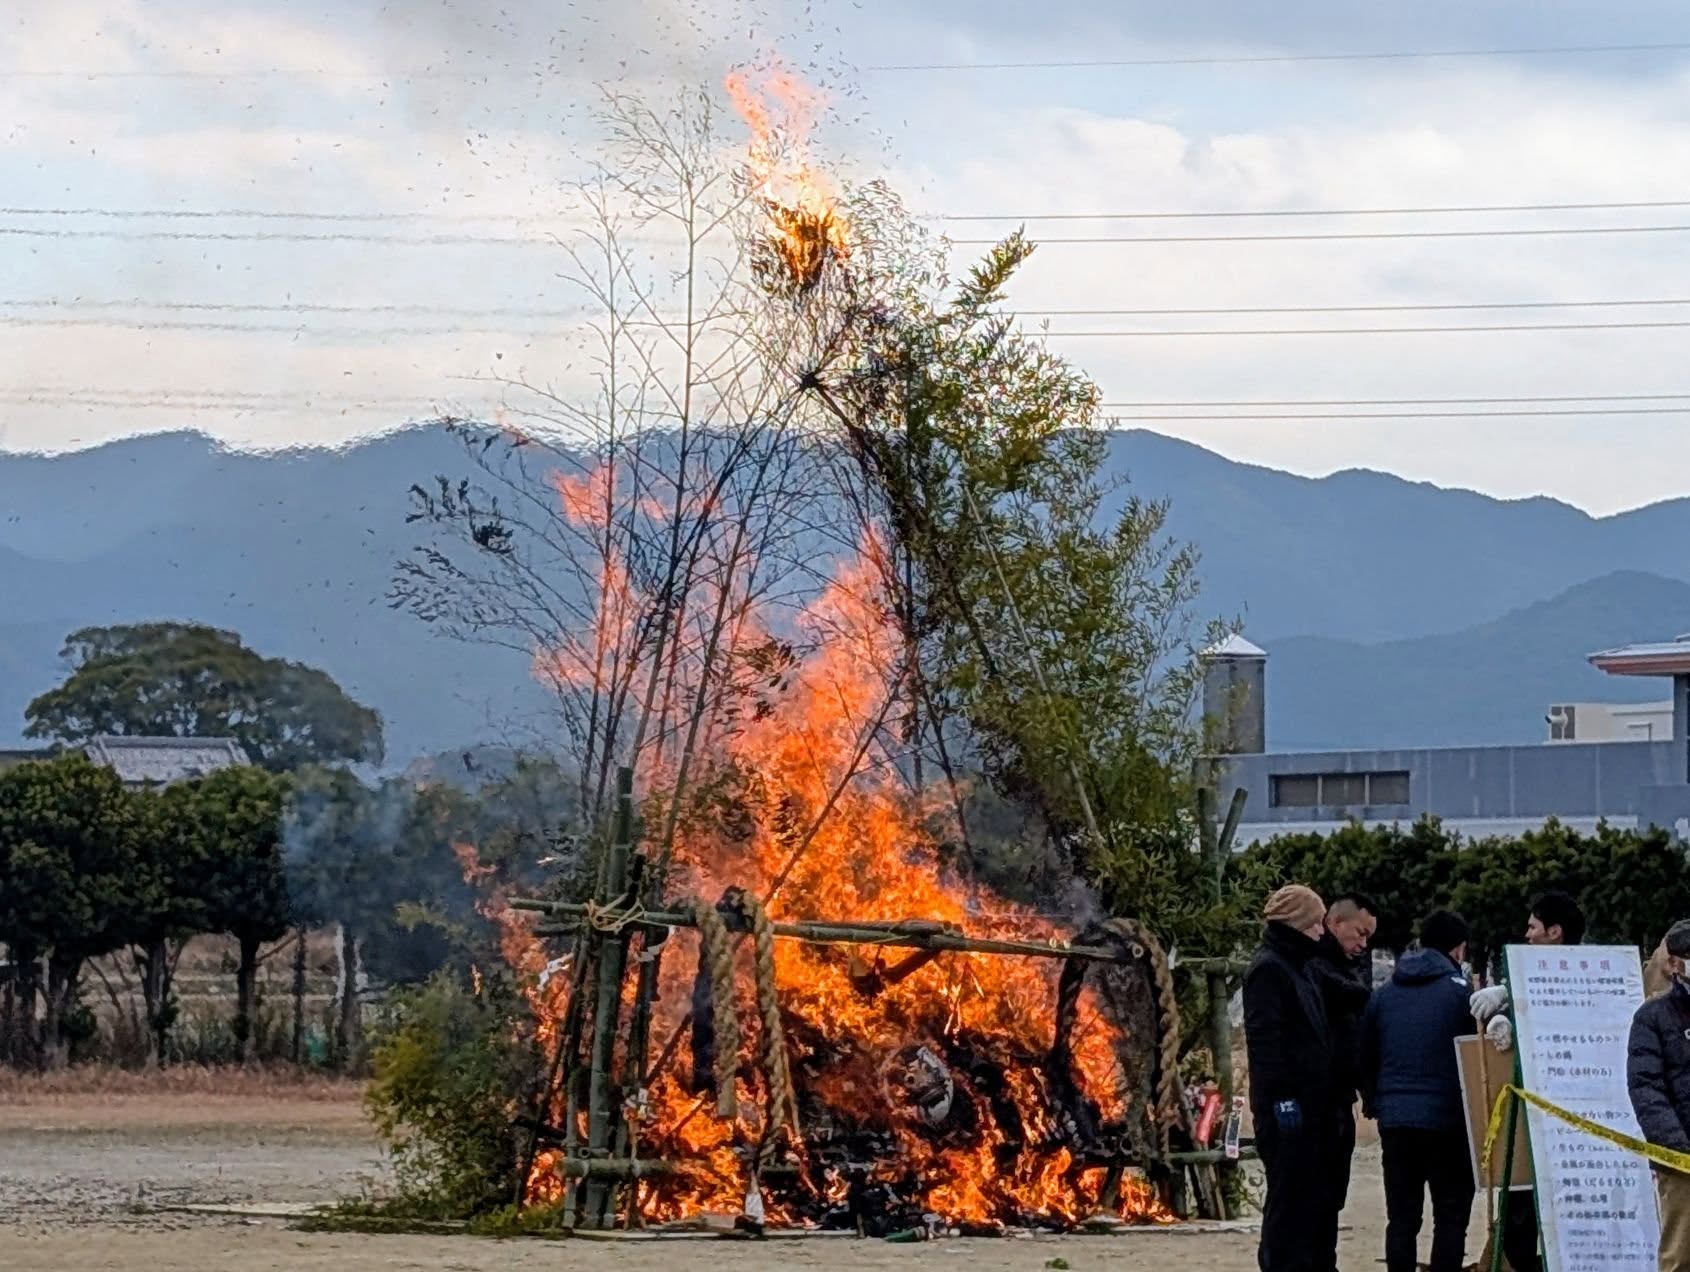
1245,884,1335,1272
1361,910,1476,1272
1627,918,1690,1272
1470,889,1587,1272
1311,889,1378,1264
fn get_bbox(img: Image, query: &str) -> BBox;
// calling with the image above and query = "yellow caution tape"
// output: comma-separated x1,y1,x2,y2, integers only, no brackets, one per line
1483,1084,1690,1178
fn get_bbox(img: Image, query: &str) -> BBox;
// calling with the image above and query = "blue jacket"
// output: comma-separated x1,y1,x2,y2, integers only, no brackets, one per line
1360,948,1473,1131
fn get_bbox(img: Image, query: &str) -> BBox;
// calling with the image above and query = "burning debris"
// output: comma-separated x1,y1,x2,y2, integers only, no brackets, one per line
725,66,852,293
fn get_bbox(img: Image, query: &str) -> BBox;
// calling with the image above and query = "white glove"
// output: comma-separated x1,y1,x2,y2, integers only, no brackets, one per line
1485,1014,1514,1053
1470,985,1510,1022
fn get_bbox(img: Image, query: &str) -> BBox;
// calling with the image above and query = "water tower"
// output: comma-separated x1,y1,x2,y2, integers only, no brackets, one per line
1202,634,1267,756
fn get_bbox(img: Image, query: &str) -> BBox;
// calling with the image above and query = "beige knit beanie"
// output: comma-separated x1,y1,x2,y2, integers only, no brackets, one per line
1263,884,1326,932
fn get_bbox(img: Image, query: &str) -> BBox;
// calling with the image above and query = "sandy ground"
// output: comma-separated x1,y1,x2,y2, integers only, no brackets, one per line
0,1089,1491,1272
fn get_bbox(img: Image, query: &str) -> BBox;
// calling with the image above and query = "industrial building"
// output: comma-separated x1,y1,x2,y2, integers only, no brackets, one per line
1203,634,1690,844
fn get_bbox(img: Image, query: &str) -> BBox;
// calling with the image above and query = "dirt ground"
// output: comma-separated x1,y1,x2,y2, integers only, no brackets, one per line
0,1085,1489,1272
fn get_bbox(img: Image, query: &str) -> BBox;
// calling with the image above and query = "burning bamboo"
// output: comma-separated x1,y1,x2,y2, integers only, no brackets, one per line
581,767,637,1229
517,902,1153,965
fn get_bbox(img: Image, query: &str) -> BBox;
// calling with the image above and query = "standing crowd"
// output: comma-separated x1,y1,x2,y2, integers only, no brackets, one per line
1244,883,1595,1272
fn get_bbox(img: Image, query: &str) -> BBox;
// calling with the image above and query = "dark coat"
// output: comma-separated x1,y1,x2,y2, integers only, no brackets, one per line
1310,930,1371,1101
1358,947,1472,1131
1627,980,1690,1154
1244,922,1334,1118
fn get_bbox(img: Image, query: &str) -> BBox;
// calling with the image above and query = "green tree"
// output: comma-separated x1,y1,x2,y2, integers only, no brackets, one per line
25,622,384,771
177,766,293,1061
126,783,217,1065
0,755,141,1068
822,229,1225,911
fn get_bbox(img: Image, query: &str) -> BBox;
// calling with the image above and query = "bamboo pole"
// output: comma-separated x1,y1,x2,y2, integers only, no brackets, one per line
557,1157,678,1180
521,904,1151,965
582,767,637,1229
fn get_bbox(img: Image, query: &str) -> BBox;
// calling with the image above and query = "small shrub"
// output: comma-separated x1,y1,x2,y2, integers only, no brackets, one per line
365,971,540,1218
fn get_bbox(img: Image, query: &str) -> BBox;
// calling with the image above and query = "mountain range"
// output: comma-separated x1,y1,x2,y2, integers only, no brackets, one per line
1,426,1682,763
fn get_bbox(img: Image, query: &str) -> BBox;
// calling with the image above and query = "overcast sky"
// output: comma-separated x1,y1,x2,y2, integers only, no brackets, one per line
6,1,1690,514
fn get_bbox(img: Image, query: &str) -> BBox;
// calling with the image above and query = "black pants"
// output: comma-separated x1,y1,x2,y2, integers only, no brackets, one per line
1380,1127,1477,1272
1318,1107,1356,1272
1258,1109,1342,1272
1500,1191,1540,1272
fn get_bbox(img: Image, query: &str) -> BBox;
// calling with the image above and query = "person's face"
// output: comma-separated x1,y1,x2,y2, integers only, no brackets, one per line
1303,918,1327,942
1525,914,1562,946
1328,909,1377,958
1451,942,1469,967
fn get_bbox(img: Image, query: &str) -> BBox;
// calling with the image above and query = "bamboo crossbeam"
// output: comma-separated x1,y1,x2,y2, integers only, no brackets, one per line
556,1157,679,1180
514,900,1143,964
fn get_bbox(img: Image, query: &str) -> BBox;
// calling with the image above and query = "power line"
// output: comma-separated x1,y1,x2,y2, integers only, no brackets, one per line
1044,320,1690,336
11,198,1690,224
1104,407,1690,420
10,391,1690,423
0,226,544,248
0,205,550,224
8,314,1689,340
0,316,575,337
867,41,1690,71
1029,298,1690,316
937,199,1690,221
0,66,465,81
1100,393,1690,407
954,224,1690,245
0,298,585,320
20,295,1690,321
12,222,1690,250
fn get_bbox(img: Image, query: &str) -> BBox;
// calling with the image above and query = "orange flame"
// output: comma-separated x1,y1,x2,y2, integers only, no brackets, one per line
725,65,850,289
468,535,1175,1230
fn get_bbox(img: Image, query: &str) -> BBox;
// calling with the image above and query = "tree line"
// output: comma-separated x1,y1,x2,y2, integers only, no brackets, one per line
1,620,571,1071
0,751,569,1070
1232,816,1690,970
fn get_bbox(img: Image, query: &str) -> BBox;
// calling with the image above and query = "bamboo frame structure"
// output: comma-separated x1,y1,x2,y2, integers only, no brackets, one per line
519,771,1252,1231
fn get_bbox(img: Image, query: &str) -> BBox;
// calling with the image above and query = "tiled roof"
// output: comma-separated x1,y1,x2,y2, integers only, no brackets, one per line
82,735,251,785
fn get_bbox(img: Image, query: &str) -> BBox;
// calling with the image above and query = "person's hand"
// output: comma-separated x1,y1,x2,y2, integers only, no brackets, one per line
1470,985,1510,1022
1485,1014,1515,1053
1273,1100,1303,1133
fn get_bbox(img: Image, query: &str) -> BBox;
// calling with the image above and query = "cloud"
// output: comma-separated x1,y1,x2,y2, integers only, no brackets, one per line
6,2,1690,513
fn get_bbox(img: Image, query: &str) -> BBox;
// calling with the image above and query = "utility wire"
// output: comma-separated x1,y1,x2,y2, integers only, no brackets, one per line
12,222,1690,249
10,392,1690,422
0,298,585,319
1104,407,1690,420
0,315,572,337
953,224,1690,245
8,314,1690,339
1043,320,1690,336
15,386,1690,411
1100,393,1690,407
1027,298,1690,316
867,41,1690,71
11,198,1690,223
935,199,1690,221
9,296,1690,323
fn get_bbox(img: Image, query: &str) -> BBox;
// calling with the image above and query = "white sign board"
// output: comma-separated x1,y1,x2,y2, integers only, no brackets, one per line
1507,943,1660,1272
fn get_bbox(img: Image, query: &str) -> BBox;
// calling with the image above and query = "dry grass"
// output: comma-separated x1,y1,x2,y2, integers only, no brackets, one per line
0,1063,365,1103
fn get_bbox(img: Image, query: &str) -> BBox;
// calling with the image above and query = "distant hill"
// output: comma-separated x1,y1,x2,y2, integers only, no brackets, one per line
3,426,1688,763
1262,570,1687,751
1108,430,1690,643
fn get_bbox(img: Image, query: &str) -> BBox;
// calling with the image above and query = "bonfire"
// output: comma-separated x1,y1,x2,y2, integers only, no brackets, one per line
472,67,1202,1237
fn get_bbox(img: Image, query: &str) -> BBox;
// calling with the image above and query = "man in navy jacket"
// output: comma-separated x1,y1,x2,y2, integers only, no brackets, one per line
1360,911,1476,1272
